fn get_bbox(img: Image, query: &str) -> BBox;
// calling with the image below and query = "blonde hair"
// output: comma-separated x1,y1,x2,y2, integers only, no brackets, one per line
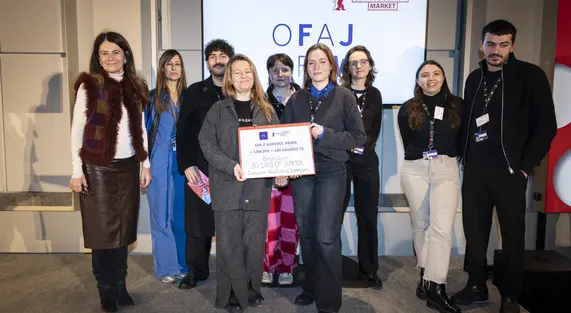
222,54,273,122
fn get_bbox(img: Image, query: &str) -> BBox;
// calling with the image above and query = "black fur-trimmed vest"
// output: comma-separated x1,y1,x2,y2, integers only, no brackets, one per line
73,72,147,165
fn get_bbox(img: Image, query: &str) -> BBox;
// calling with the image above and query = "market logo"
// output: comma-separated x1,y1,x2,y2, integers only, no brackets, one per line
332,0,410,11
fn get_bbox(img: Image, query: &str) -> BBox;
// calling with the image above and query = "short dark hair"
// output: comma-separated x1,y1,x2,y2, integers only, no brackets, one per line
482,20,517,44
204,39,235,61
266,53,294,85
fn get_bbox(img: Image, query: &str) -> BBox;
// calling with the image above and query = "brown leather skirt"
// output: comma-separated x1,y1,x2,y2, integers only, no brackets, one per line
80,156,140,250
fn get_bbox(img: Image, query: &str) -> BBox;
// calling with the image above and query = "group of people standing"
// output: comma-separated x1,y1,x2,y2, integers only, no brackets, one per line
397,20,556,313
69,18,556,313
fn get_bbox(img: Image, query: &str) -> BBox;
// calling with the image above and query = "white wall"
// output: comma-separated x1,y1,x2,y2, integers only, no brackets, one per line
0,0,155,253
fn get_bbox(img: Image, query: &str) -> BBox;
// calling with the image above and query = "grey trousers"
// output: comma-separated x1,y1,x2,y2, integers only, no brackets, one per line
213,210,267,309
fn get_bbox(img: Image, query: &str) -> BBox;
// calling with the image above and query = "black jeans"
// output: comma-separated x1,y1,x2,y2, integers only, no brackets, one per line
462,164,527,297
92,246,129,286
342,151,380,275
185,236,212,280
290,158,346,313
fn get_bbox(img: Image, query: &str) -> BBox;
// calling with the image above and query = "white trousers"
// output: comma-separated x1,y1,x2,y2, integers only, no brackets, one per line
400,155,460,283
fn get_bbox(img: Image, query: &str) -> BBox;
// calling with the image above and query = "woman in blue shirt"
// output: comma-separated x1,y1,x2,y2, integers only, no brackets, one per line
145,49,189,283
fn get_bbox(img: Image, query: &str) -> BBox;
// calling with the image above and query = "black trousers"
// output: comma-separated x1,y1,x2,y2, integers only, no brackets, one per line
290,159,346,313
462,164,527,297
342,151,380,275
184,180,214,280
92,246,129,286
185,236,212,280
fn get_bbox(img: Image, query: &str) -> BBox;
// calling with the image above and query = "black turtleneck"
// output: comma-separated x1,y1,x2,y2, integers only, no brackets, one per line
398,91,463,160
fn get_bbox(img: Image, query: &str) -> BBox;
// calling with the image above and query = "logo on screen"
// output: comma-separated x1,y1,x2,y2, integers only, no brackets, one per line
333,0,346,11
259,132,269,140
334,0,405,11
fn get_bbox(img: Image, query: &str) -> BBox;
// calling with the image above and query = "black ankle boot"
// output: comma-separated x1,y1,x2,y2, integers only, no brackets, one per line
500,296,520,313
97,284,118,313
450,280,489,305
113,280,134,307
426,282,461,313
416,267,429,300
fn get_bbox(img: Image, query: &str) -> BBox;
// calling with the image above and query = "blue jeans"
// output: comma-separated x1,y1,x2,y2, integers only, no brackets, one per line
290,158,346,312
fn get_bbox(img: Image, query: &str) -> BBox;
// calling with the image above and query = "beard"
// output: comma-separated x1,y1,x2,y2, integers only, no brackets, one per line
209,63,226,77
486,53,508,67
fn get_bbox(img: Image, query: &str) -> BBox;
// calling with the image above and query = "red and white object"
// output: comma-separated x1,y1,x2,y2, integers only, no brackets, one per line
545,0,571,212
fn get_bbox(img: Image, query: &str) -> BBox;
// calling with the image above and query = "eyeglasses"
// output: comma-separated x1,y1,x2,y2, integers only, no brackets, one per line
349,59,370,69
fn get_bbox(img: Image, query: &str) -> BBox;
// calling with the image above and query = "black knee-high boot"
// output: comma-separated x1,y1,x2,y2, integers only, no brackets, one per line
109,246,134,307
108,247,135,307
92,250,118,313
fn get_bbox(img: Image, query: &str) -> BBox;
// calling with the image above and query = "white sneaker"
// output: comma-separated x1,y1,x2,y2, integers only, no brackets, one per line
262,272,273,284
160,276,176,283
278,273,293,285
174,272,187,279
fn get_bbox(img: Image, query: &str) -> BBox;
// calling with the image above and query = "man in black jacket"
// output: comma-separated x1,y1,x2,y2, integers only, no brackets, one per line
176,39,235,289
452,20,557,313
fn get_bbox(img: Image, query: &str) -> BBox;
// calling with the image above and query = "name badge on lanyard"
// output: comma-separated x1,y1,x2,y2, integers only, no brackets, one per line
423,149,438,160
474,130,488,142
476,113,489,127
475,75,501,141
421,103,438,160
351,147,364,155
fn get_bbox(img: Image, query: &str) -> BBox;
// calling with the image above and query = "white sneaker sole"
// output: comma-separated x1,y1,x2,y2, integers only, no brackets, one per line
160,276,176,283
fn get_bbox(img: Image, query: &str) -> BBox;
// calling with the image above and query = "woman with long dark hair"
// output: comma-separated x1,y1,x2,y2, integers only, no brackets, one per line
69,31,151,312
145,49,188,283
281,43,366,313
340,45,383,288
398,60,462,313
198,54,279,312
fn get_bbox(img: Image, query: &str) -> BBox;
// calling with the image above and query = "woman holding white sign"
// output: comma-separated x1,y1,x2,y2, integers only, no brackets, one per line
398,60,463,313
198,54,279,313
281,43,366,313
